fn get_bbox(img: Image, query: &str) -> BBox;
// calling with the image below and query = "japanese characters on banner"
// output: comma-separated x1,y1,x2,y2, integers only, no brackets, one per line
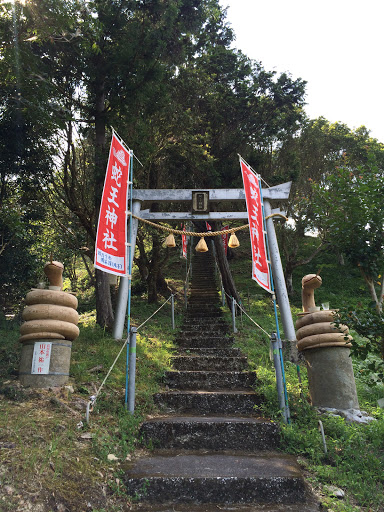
182,225,187,259
222,225,229,255
94,133,131,276
239,158,272,293
31,342,52,374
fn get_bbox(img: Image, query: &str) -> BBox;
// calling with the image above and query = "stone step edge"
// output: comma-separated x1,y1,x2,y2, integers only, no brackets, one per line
124,453,305,504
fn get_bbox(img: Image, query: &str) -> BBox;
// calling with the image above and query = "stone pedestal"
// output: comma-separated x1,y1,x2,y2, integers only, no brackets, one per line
19,339,72,388
304,346,359,410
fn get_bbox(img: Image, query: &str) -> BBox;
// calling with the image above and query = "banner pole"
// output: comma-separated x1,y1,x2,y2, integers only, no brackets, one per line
125,151,134,408
113,199,141,339
263,198,298,363
260,178,290,424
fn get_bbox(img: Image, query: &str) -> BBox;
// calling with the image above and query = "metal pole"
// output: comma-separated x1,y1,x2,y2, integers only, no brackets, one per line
171,294,175,330
184,283,187,309
231,296,237,333
127,327,137,413
270,332,288,423
263,199,298,361
221,283,225,307
113,199,141,339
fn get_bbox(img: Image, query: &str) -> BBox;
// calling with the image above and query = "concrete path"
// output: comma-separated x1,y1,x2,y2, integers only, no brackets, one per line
124,251,319,510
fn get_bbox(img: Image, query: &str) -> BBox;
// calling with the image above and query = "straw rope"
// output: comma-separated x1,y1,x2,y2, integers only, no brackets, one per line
131,214,249,237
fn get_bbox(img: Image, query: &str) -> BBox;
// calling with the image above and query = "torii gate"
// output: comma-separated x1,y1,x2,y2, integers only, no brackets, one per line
112,184,297,355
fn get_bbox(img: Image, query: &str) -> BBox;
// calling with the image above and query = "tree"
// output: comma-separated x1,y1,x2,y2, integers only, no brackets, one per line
4,0,307,316
266,118,384,295
312,161,384,314
0,0,62,312
9,0,234,321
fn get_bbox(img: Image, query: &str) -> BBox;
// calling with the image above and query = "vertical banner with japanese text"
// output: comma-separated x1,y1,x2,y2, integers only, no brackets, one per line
95,133,131,276
182,225,187,259
240,157,272,293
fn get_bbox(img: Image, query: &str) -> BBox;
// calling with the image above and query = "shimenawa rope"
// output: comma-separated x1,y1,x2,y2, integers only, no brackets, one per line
131,212,287,237
131,213,249,237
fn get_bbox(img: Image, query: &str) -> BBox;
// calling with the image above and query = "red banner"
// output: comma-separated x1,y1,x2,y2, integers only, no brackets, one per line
240,158,271,293
222,225,229,255
94,133,130,276
182,225,187,259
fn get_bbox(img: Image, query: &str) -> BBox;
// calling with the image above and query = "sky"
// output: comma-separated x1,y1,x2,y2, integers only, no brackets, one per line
219,0,384,142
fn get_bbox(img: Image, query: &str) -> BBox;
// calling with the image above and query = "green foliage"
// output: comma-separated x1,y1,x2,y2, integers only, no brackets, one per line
313,164,384,276
269,118,384,297
281,410,384,509
0,318,21,382
334,305,384,377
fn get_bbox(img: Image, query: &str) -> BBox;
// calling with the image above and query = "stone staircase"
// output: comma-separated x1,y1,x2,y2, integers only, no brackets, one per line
124,251,318,511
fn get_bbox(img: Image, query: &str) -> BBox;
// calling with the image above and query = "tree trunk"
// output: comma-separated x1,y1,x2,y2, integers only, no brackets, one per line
93,66,114,328
95,268,114,328
286,272,294,297
147,231,162,303
211,225,240,309
360,267,382,315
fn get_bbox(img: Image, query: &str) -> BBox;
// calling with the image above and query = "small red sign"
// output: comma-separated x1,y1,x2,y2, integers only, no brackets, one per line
222,225,229,255
182,225,187,259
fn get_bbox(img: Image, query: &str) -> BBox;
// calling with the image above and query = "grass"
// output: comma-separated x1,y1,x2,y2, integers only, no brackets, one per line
0,295,180,511
1,234,384,511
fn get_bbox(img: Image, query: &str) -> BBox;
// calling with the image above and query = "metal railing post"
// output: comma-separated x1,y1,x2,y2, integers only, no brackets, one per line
171,294,175,330
231,296,237,333
127,327,137,414
270,332,288,423
221,284,225,307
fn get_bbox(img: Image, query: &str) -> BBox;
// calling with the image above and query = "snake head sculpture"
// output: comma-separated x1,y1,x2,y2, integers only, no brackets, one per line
44,261,64,289
301,273,322,312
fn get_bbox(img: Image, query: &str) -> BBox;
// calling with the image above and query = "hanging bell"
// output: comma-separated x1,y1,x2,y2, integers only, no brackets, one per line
164,233,176,248
228,232,240,248
195,237,208,252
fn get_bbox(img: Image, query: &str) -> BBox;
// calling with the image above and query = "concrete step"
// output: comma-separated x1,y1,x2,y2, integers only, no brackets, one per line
180,323,229,333
184,311,224,318
189,286,219,291
181,325,229,335
187,300,221,306
185,310,223,317
154,390,262,415
164,371,257,390
172,355,248,372
182,318,227,325
178,347,241,357
187,296,220,300
188,293,220,298
187,298,221,304
140,416,279,451
124,452,306,504
127,500,320,511
176,336,234,349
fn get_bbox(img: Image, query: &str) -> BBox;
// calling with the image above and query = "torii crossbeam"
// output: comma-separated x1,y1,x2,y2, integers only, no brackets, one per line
113,183,297,355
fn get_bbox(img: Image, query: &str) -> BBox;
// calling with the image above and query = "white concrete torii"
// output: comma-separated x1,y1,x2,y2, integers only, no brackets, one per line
112,183,297,352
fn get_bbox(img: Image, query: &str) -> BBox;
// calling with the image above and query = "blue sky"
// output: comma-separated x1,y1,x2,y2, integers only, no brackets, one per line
220,0,384,142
